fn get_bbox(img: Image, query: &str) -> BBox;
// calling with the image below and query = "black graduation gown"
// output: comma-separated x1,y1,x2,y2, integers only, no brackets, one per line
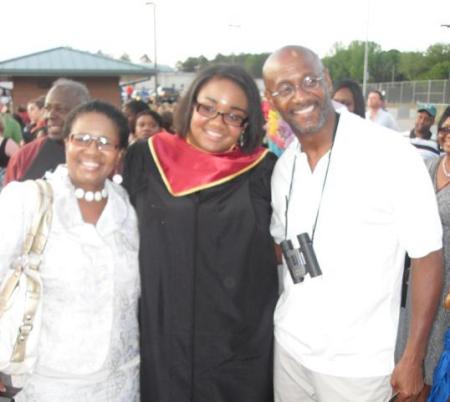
123,140,278,402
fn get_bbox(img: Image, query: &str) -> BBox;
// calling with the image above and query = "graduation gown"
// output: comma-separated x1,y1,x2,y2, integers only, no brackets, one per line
123,136,278,402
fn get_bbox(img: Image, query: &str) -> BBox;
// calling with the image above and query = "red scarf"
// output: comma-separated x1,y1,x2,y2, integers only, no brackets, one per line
148,132,268,196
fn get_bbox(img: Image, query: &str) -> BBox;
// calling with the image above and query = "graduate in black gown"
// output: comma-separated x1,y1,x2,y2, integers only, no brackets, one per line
123,65,278,402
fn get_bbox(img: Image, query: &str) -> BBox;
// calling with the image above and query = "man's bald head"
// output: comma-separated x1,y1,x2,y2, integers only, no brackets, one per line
262,45,334,137
263,46,323,81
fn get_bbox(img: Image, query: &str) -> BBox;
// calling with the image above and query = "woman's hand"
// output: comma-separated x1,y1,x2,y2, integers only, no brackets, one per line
0,378,6,393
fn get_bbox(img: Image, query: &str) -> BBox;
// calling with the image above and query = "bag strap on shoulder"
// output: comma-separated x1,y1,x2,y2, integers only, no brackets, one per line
8,180,53,363
22,179,53,259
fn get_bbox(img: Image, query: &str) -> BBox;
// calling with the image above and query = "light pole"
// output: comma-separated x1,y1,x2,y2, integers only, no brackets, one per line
362,0,370,97
146,2,158,104
228,24,241,64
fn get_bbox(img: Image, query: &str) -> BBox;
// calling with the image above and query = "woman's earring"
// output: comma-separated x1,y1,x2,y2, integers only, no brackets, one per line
239,132,245,147
112,174,123,184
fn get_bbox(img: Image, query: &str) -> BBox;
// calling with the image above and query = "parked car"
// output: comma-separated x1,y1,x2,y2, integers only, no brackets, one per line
156,87,179,103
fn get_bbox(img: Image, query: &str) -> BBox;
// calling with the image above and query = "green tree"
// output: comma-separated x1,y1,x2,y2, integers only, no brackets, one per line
197,55,209,70
398,52,426,81
120,53,131,62
176,56,209,72
213,53,229,64
96,50,113,59
323,42,352,82
174,43,449,82
244,53,270,78
424,61,450,80
372,49,401,82
323,41,382,83
419,43,450,79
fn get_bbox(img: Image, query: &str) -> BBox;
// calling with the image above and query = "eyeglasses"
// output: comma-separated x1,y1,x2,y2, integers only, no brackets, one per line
438,126,450,134
44,104,70,115
69,133,119,151
270,75,323,99
195,102,248,128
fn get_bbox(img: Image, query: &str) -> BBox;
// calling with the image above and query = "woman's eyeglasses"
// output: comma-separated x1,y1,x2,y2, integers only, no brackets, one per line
195,102,248,128
69,133,119,151
438,126,450,134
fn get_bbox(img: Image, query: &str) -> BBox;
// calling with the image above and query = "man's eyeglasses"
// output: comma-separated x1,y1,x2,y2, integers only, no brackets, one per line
270,75,323,99
69,133,119,151
438,126,450,134
195,102,248,128
44,104,70,115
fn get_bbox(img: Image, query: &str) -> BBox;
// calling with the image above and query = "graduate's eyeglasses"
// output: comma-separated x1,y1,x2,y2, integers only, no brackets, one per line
270,75,323,99
195,102,248,128
438,126,450,135
69,133,119,152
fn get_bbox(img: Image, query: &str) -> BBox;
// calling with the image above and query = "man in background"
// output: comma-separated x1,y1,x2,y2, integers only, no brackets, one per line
4,78,90,184
407,104,439,161
366,89,399,130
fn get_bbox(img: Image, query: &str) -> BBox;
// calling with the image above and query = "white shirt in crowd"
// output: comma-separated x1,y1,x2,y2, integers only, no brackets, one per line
409,137,440,162
366,108,399,131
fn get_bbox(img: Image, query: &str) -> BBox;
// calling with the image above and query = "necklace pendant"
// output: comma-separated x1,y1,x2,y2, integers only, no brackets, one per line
85,191,94,202
94,191,103,202
443,156,450,178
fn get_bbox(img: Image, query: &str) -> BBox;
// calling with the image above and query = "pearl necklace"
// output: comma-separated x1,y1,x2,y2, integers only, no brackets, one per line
74,187,108,202
443,156,450,178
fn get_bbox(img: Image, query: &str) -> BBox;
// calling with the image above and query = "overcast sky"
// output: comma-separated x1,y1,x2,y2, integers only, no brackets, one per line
2,0,449,68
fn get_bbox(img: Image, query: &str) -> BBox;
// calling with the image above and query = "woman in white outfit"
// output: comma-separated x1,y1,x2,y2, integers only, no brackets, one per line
0,100,140,401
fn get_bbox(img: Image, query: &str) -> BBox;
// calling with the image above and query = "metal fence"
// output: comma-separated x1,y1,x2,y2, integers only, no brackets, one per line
367,79,450,105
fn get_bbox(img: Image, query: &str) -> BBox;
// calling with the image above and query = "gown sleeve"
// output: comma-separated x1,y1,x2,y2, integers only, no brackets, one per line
249,152,277,231
122,141,151,204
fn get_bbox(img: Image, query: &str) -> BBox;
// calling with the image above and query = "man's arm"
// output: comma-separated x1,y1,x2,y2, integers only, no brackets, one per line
391,248,444,401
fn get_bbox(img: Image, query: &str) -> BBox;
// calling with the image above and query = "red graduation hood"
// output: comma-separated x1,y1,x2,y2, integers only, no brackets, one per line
148,132,268,196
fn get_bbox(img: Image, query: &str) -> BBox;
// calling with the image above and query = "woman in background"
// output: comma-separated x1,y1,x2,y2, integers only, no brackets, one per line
332,79,365,118
131,110,163,142
23,96,47,144
397,106,450,401
421,107,450,400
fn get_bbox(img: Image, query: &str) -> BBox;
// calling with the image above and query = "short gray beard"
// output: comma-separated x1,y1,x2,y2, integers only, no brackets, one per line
290,97,334,136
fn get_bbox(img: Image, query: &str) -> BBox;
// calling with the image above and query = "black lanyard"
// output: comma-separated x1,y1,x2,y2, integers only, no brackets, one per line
284,113,340,243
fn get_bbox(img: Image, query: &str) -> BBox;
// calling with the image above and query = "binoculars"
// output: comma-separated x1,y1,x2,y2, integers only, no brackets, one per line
280,233,322,284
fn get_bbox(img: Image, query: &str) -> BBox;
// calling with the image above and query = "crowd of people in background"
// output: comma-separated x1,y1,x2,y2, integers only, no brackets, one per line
0,46,449,402
1,77,447,171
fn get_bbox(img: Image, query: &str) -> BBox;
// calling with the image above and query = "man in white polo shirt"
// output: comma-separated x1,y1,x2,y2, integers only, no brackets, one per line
263,45,443,402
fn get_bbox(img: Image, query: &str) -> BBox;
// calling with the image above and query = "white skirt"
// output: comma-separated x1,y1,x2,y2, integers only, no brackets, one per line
14,363,139,402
